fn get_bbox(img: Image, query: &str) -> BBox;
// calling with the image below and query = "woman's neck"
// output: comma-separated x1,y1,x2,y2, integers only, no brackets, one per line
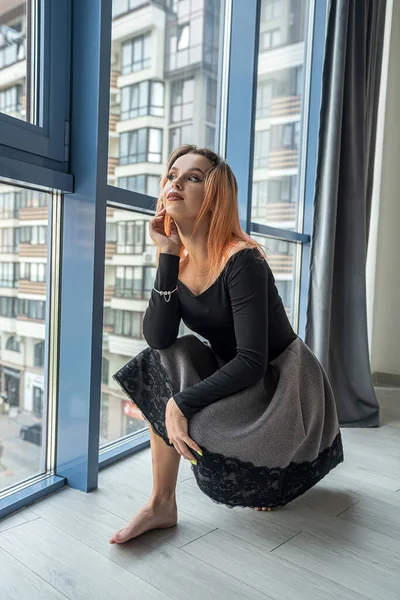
176,220,209,270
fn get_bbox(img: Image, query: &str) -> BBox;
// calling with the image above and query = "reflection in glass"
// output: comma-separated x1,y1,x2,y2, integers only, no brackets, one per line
252,0,309,230
254,234,299,327
0,183,50,493
109,0,223,195
101,207,188,447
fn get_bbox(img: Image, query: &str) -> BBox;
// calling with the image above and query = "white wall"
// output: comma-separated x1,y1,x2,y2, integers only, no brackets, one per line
367,0,400,377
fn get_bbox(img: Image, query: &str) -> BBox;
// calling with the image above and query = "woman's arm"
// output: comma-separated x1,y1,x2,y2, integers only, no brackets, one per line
142,252,182,349
173,251,269,419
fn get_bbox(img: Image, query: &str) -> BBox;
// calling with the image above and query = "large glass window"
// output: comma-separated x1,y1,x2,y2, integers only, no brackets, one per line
252,0,308,231
0,182,50,494
0,2,27,123
108,0,223,188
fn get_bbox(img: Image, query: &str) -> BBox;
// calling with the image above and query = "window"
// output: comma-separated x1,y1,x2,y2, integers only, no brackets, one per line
261,29,281,51
34,342,45,368
0,228,17,253
252,181,268,220
114,310,143,338
32,387,43,419
0,263,18,287
17,226,47,245
205,126,215,149
17,299,46,321
166,1,212,72
120,81,164,119
0,85,22,115
121,33,151,74
262,0,282,21
6,336,20,352
119,128,163,165
116,221,145,254
0,296,16,317
256,81,273,119
206,77,217,122
113,0,147,18
115,266,156,299
254,130,270,168
171,78,194,123
118,175,160,197
102,358,109,385
170,125,193,152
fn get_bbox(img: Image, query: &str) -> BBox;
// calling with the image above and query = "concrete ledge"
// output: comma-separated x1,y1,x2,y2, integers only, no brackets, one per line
372,372,400,387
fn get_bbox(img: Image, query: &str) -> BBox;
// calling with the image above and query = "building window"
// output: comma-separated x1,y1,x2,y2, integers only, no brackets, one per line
116,221,145,254
254,130,270,168
119,128,163,165
118,175,160,197
261,29,281,51
205,126,215,149
17,299,46,321
121,33,151,74
0,192,19,218
34,341,45,367
120,81,164,120
0,228,17,253
0,85,21,114
271,122,300,150
6,336,20,352
206,77,217,122
19,263,46,282
0,296,16,318
18,190,48,208
112,0,148,19
114,310,143,338
102,357,109,385
115,266,156,300
0,35,25,69
32,387,43,419
167,2,207,72
171,78,194,123
17,225,47,245
252,181,269,219
169,125,193,152
0,263,18,288
256,81,274,119
261,0,282,21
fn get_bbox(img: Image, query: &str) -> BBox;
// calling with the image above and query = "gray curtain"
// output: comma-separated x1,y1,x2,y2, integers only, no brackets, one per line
305,0,387,427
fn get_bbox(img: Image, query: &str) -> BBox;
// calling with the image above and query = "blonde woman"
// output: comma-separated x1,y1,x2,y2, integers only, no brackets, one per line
110,145,343,544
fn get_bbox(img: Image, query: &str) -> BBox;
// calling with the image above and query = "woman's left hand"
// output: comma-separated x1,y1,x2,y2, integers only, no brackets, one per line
166,398,202,462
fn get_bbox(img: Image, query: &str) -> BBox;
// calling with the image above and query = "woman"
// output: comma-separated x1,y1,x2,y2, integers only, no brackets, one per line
110,145,344,544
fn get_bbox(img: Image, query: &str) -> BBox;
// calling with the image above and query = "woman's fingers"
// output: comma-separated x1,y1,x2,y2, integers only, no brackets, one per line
183,435,203,456
170,437,197,462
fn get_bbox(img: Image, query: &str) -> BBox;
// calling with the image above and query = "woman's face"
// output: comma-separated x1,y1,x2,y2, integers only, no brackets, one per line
162,153,213,222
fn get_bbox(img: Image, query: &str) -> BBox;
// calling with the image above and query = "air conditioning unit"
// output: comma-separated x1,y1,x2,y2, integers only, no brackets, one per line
142,251,156,264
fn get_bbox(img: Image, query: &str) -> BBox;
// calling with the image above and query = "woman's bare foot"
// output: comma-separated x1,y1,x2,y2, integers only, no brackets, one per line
109,497,178,544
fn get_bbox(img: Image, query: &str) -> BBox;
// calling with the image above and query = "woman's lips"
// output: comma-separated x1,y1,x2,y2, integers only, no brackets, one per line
167,194,184,201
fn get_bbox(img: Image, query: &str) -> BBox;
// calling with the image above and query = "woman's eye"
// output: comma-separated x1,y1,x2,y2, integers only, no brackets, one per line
189,176,201,182
167,174,175,180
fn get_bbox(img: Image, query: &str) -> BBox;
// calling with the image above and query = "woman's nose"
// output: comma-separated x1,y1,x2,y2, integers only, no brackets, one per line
172,179,182,190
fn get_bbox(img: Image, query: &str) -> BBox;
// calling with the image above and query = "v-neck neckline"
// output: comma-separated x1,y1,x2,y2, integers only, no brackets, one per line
177,248,250,299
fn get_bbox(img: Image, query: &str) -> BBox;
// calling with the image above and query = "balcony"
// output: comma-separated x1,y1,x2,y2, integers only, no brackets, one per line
19,243,47,258
108,157,118,177
105,242,116,260
109,114,119,132
270,95,301,119
19,206,48,221
265,203,297,223
269,149,298,170
267,253,294,274
18,280,46,296
104,285,115,303
110,70,120,89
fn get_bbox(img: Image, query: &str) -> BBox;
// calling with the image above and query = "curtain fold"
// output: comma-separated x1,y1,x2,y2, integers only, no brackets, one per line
305,0,387,427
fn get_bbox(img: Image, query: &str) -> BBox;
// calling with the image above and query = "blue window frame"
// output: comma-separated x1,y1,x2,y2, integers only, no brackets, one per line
0,0,71,165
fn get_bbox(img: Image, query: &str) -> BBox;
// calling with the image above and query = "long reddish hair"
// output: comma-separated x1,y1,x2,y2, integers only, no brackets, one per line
155,145,263,286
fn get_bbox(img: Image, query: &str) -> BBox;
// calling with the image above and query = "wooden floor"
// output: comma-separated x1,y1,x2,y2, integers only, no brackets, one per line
1,386,400,600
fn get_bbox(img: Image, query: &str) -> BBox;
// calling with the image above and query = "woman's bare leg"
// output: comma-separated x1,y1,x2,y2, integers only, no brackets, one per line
109,423,181,544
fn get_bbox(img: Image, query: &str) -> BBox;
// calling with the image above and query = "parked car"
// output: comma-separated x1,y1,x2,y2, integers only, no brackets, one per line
19,423,42,446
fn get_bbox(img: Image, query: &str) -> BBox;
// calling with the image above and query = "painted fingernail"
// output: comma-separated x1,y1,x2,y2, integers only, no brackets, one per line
196,450,203,456
190,460,198,465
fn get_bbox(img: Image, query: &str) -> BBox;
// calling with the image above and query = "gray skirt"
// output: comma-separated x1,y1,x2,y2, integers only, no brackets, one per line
113,334,344,509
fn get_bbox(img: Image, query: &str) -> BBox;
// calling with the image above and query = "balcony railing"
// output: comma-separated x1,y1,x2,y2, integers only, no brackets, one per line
269,149,298,170
109,114,119,132
265,203,297,222
110,70,120,88
105,242,116,259
267,254,294,274
269,95,301,118
104,285,115,302
19,243,47,258
18,280,46,295
19,206,48,220
108,157,118,177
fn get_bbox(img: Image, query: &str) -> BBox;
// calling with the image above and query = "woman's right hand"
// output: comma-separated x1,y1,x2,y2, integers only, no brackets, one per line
149,208,182,255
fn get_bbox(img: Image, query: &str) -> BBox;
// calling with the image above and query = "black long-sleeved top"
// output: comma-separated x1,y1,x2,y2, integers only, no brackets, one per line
142,248,297,419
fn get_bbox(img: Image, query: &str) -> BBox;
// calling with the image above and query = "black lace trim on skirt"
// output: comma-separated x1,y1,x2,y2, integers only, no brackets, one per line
113,347,344,509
